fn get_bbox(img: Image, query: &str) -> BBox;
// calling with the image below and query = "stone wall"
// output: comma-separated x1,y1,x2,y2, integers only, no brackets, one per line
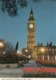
0,63,18,68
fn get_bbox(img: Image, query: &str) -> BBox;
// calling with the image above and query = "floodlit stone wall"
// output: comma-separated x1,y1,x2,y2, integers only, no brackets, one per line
0,63,18,68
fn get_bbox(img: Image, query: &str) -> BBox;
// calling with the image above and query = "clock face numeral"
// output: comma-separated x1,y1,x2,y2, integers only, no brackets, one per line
29,24,33,28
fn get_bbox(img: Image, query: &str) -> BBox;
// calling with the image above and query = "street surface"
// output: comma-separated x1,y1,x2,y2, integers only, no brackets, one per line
24,60,43,68
0,60,42,77
0,68,23,77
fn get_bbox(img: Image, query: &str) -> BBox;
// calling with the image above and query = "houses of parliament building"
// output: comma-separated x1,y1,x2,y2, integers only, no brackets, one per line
27,9,56,61
0,9,56,61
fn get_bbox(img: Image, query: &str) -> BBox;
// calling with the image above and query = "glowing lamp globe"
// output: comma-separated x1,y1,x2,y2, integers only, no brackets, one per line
40,48,45,53
0,42,4,48
25,49,28,52
17,50,21,54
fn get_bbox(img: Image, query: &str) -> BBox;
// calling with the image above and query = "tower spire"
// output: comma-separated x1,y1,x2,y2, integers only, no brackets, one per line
28,8,35,21
30,8,33,15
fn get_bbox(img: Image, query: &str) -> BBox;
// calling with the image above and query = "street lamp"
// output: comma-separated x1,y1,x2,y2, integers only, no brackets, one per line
40,48,45,60
40,48,45,53
0,42,4,48
25,49,28,57
25,49,28,53
25,49,29,62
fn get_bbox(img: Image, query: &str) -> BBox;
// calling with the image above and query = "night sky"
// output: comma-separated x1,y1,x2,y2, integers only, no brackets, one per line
0,0,56,50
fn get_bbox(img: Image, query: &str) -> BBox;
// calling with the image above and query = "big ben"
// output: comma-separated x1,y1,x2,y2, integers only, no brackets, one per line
27,9,36,52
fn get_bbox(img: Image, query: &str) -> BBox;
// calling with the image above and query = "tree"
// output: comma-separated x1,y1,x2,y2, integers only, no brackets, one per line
5,42,14,54
0,41,19,63
0,0,28,17
0,0,56,17
33,0,41,2
22,48,32,62
22,48,32,56
0,0,41,17
0,40,14,56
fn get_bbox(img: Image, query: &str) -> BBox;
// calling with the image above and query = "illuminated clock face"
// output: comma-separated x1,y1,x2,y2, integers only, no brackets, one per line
29,24,33,28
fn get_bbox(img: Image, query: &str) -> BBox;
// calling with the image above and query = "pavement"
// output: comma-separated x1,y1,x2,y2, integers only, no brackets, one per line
24,60,43,68
0,68,23,77
0,60,42,77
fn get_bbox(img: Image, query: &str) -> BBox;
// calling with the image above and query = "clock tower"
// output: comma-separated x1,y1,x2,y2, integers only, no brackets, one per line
27,9,36,53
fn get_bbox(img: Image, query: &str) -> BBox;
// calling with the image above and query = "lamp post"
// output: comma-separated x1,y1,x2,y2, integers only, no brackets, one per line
25,49,28,53
40,48,45,53
0,41,5,55
25,49,29,63
40,48,45,60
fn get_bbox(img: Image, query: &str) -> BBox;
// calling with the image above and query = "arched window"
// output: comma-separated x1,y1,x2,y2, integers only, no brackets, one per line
55,55,56,60
47,55,49,60
42,55,44,60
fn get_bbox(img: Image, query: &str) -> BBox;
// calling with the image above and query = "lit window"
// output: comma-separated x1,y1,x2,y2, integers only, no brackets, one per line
35,48,37,51
55,49,56,51
49,49,51,51
52,49,54,51
46,49,48,51
47,55,49,60
55,55,56,60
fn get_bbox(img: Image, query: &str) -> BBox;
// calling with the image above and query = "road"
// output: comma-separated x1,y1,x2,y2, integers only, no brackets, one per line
0,60,42,77
24,60,43,68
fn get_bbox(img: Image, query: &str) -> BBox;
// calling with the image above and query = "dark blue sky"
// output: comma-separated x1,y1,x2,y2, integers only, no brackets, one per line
0,0,56,50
